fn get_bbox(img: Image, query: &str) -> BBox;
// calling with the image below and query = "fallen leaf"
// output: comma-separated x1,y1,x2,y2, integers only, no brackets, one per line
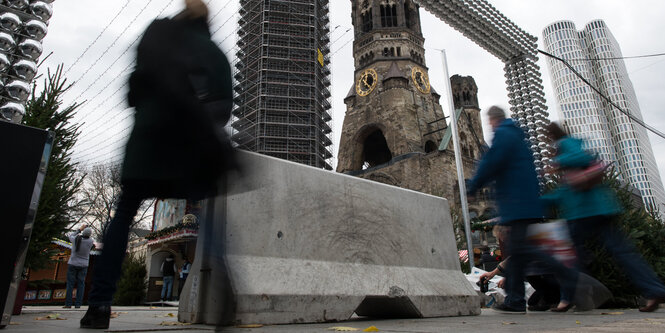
576,320,581,325
160,321,192,326
167,313,175,317
501,322,516,325
601,312,624,315
237,324,264,328
363,326,380,332
110,312,119,318
328,327,360,331
9,322,21,325
35,313,66,320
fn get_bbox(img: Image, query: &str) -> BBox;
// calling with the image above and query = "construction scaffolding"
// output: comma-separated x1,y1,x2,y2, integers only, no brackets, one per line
232,0,333,170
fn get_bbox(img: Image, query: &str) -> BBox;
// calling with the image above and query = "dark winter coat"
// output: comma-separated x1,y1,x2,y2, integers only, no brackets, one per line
122,16,236,199
467,119,543,223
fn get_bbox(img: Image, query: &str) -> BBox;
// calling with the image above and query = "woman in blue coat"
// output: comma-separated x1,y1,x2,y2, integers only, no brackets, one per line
543,122,665,312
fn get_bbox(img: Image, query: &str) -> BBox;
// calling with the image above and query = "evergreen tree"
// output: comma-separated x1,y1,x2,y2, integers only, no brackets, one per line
113,254,147,305
21,65,84,270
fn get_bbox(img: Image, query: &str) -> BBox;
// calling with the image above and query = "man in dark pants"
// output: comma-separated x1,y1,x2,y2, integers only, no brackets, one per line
80,0,237,329
466,106,578,313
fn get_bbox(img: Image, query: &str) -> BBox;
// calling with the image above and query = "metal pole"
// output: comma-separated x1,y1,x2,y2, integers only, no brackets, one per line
440,50,474,273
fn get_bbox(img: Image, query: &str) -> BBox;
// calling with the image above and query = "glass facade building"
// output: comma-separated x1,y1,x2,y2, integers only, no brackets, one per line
543,19,665,209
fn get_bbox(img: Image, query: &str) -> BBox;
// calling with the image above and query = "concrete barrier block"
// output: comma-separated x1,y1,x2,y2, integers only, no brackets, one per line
178,151,479,325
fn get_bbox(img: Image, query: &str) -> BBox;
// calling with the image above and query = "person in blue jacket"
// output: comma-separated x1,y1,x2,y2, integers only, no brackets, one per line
543,122,665,312
467,106,578,313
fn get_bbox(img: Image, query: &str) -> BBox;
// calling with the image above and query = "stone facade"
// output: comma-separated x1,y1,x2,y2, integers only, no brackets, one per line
337,0,493,218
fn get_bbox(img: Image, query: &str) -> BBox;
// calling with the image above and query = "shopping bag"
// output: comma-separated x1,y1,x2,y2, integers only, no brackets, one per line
527,219,576,268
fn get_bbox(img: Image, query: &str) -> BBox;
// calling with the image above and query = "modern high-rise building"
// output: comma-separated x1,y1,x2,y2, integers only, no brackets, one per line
543,19,665,209
231,0,333,170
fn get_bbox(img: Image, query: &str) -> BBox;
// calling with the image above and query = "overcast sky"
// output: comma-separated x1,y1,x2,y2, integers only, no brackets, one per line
40,0,665,179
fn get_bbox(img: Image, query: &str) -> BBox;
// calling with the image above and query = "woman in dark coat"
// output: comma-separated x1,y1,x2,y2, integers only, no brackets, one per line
81,0,236,328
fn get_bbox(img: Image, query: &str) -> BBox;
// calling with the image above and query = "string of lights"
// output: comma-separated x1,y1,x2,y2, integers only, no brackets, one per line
65,0,159,95
64,0,132,75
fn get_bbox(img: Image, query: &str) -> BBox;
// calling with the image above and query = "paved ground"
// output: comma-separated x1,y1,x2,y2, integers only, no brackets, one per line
3,305,664,332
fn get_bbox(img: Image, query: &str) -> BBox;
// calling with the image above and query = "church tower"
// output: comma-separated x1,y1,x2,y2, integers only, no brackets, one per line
337,0,492,220
337,0,445,172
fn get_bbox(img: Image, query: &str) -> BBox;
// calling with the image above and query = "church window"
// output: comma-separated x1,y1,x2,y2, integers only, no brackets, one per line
362,129,392,169
380,4,398,27
396,47,401,56
361,8,373,32
404,3,413,29
424,140,437,153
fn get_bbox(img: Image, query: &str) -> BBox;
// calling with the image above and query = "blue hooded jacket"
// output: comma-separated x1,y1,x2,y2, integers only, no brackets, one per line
467,119,543,223
541,136,621,220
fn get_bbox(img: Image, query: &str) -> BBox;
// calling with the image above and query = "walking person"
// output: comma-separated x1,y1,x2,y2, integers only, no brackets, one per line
80,0,238,329
64,225,94,308
160,255,177,301
543,122,665,312
466,106,579,313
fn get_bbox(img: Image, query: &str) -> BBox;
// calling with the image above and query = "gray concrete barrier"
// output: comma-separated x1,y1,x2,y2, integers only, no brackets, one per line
178,151,479,325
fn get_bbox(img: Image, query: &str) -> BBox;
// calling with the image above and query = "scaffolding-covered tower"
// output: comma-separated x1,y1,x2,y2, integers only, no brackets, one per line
232,0,333,170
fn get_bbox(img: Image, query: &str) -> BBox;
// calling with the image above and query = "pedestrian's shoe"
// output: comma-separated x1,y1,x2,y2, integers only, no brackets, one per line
80,305,111,329
75,305,81,309
492,303,526,314
551,303,574,312
639,296,665,312
62,305,71,309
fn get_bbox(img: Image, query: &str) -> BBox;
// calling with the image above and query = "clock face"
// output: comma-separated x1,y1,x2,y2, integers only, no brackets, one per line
356,68,378,97
411,66,431,94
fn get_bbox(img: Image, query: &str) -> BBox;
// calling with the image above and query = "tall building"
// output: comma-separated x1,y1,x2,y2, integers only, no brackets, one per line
0,1,52,123
231,0,333,170
337,0,493,219
543,19,665,209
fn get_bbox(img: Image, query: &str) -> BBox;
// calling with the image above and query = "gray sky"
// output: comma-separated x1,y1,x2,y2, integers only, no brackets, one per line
41,1,665,179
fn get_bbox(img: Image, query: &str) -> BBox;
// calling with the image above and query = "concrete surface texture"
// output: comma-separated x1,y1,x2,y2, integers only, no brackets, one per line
178,151,479,326
6,306,665,332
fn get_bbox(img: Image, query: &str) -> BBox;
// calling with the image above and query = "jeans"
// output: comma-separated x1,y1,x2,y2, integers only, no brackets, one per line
87,187,145,306
65,265,88,307
567,215,665,299
161,276,174,301
503,219,579,309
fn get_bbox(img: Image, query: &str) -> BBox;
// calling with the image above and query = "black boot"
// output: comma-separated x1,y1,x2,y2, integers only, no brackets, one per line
80,305,111,329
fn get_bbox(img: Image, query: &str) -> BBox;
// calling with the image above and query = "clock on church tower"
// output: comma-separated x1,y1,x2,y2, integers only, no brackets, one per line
337,0,446,173
336,0,492,225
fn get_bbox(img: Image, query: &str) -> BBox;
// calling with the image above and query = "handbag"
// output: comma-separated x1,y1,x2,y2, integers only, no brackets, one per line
563,160,610,191
527,219,577,268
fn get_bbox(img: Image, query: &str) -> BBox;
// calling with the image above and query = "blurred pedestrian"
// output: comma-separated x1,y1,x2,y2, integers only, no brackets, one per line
160,255,177,301
543,122,665,312
478,224,561,311
80,0,238,329
64,225,94,309
467,106,578,313
479,246,498,271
